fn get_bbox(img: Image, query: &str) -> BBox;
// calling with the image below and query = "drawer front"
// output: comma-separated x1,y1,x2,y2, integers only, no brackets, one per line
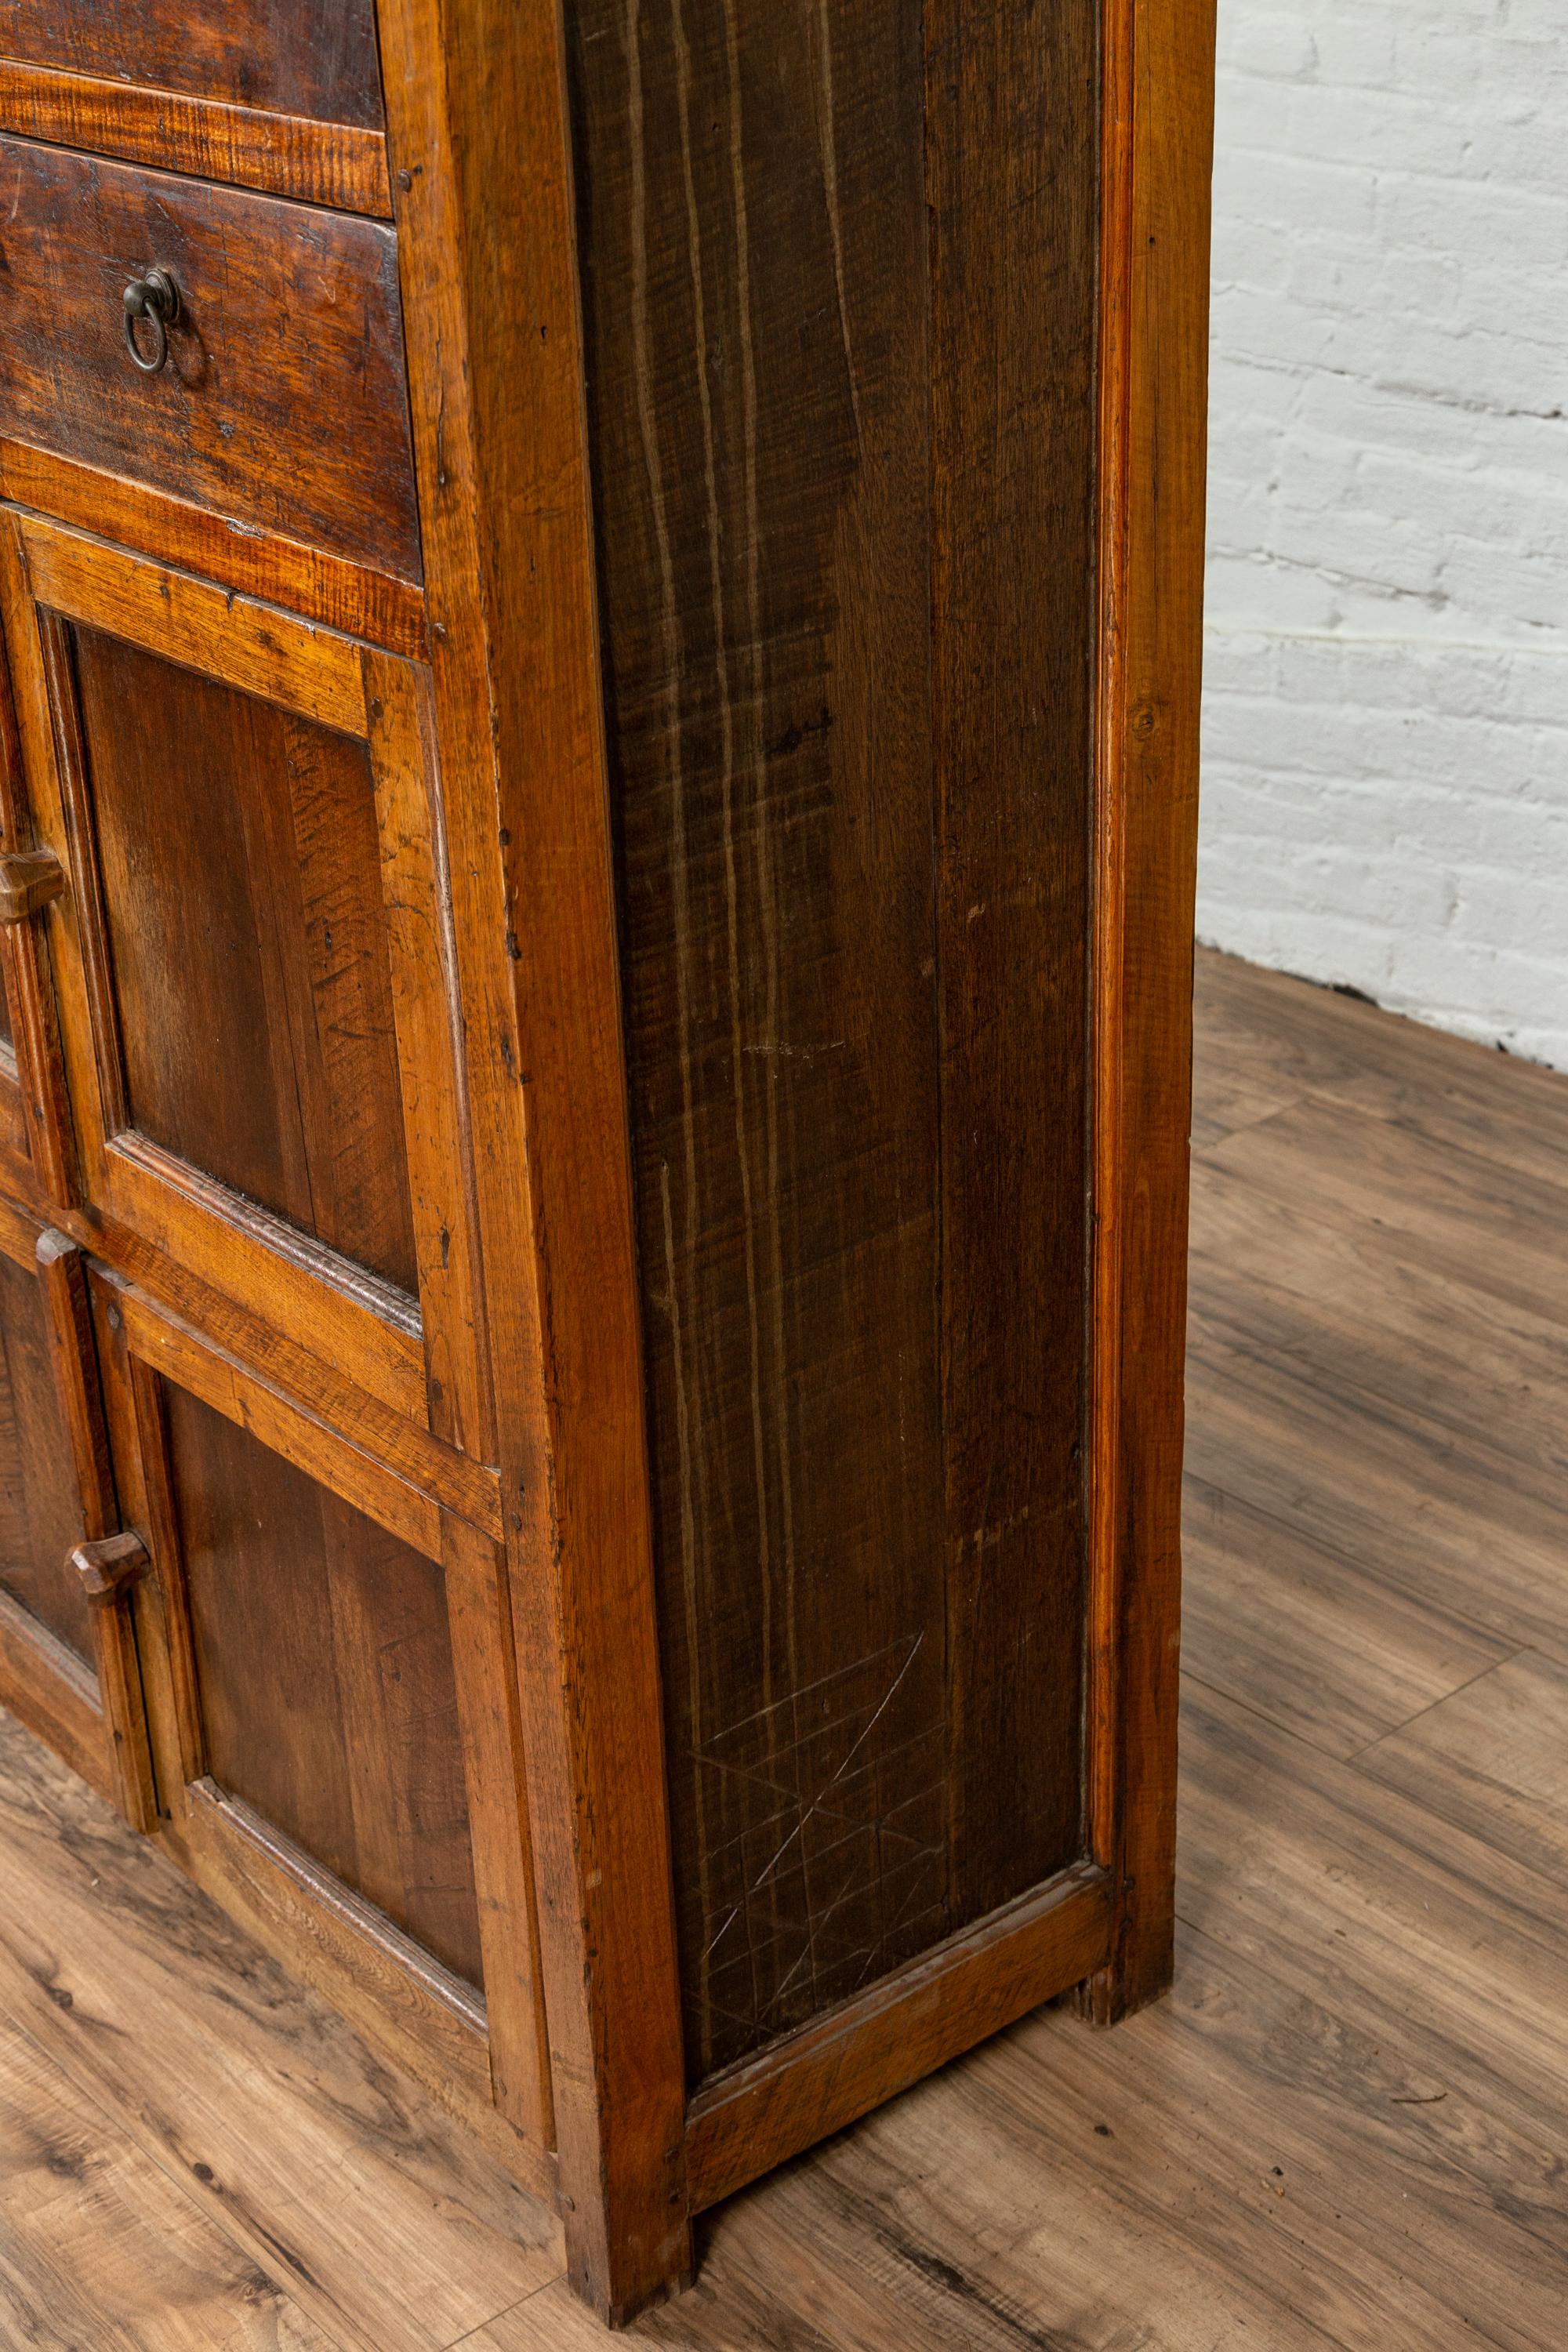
0,0,383,130
0,138,420,583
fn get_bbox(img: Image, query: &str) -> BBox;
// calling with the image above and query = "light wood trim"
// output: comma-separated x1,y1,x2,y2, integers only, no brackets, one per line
378,0,690,2318
172,1777,555,2199
16,518,368,738
1083,0,1215,2020
0,575,77,1210
88,1234,503,1537
0,60,394,219
37,1228,158,1831
0,1189,39,1272
0,1586,106,1798
123,1346,208,1792
0,1053,32,1189
0,441,426,657
100,1138,428,1432
116,1287,448,1564
365,652,494,1461
35,1231,116,1536
441,1516,553,2149
685,1864,1114,2211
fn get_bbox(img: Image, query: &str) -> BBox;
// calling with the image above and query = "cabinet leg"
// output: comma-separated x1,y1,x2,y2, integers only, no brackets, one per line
559,2184,693,2330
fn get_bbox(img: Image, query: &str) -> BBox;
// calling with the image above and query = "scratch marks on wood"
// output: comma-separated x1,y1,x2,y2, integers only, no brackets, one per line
693,1635,947,2051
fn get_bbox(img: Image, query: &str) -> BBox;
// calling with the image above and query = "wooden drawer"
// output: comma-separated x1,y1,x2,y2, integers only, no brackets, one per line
0,0,383,130
0,137,420,583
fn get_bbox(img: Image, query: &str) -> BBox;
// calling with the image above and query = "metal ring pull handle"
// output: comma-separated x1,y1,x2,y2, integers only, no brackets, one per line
122,269,179,375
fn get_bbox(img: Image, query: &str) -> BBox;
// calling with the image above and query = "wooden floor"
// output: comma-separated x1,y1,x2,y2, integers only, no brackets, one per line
2,945,1566,2350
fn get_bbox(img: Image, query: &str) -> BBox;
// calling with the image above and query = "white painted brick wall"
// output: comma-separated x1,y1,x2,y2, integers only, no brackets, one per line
1200,0,1568,1069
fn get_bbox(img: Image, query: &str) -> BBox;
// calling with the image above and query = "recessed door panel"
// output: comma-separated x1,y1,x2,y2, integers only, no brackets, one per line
73,624,417,1296
0,514,490,1455
0,1243,92,1659
162,1381,484,1989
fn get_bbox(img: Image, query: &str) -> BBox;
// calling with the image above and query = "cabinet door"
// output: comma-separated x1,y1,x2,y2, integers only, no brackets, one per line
0,1200,155,1825
0,513,489,1461
90,1276,550,2146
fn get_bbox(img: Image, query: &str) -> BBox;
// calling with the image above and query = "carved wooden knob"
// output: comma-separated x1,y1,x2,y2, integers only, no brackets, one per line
70,1532,151,1608
0,848,64,924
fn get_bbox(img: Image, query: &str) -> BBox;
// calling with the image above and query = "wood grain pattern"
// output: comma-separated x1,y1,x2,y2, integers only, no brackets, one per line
1082,0,1215,2024
565,0,1101,2089
0,2000,337,2350
0,591,75,1211
0,440,426,657
3,956,1563,2345
73,624,418,1295
0,0,1210,2312
162,1383,485,1990
20,517,368,734
685,1862,1112,2211
0,1716,564,2352
101,1264,502,1541
0,0,386,132
377,0,692,2316
0,138,421,582
0,1248,90,1660
0,518,499,1443
0,59,393,216
481,952,1568,2352
0,1587,102,1791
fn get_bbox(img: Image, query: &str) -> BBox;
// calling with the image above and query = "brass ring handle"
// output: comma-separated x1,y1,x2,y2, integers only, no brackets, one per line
122,269,180,375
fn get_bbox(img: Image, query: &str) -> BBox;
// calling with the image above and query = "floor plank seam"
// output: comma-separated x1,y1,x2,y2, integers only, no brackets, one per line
1343,1647,1531,1762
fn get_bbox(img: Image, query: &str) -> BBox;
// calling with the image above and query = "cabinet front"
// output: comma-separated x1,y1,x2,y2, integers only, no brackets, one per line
0,21,550,2172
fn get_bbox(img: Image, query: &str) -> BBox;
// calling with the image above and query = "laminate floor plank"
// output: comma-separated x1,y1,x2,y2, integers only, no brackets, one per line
0,1723,562,2352
1181,1471,1515,1759
1359,1647,1568,1886
1200,1094,1568,1333
1193,948,1568,1184
1188,1342,1568,1668
4,946,1568,2351
0,2000,337,2350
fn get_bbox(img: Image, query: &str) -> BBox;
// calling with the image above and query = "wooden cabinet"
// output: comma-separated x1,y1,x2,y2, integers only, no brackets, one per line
0,0,1214,2326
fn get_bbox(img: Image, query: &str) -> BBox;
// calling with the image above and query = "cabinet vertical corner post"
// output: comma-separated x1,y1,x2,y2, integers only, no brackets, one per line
375,0,691,2324
1084,0,1218,2025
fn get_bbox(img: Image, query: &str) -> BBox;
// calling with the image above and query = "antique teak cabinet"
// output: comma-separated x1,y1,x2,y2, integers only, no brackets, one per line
0,0,1214,2326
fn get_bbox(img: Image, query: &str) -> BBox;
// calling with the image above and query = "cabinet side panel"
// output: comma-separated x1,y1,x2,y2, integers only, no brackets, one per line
566,0,1098,2083
927,0,1099,1919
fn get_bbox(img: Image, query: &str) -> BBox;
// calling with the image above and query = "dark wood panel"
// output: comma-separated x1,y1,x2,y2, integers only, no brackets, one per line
565,0,1098,2081
927,0,1098,1916
0,1248,91,1661
69,624,419,1298
0,0,384,131
0,138,420,582
163,1383,484,1991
